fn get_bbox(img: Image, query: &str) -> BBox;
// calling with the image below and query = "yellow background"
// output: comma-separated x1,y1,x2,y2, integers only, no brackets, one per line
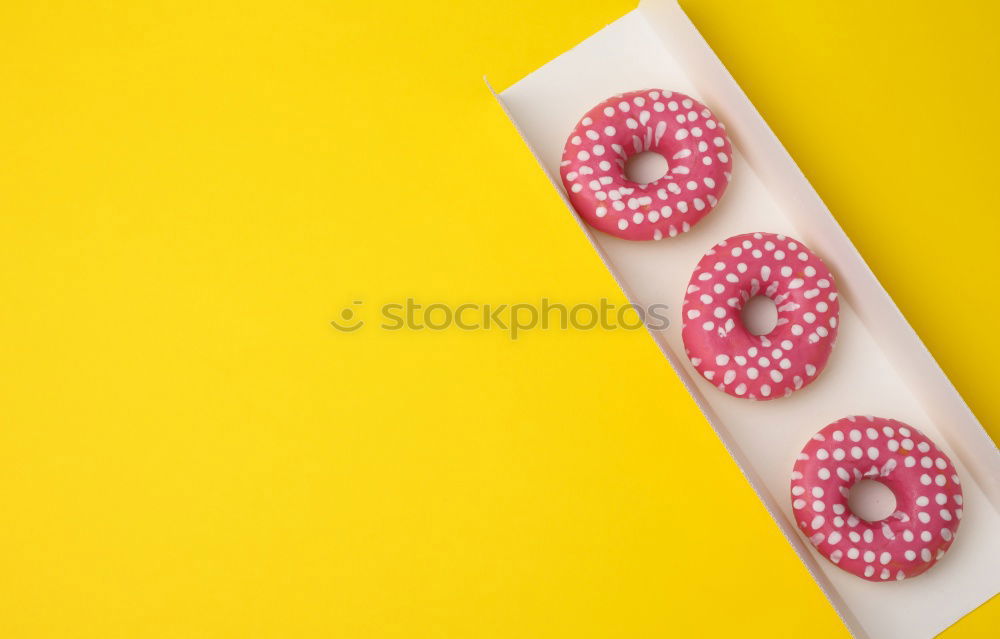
0,0,997,637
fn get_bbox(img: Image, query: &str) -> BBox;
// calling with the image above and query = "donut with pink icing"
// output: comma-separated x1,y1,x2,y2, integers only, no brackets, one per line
560,89,733,241
792,416,963,581
681,232,839,400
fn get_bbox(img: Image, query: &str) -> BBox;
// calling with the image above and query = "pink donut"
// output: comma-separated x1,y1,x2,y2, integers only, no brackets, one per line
681,232,839,400
792,417,963,581
560,89,733,241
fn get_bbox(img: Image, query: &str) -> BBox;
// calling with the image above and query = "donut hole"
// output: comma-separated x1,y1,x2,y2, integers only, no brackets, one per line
848,479,897,522
624,151,669,184
741,295,778,336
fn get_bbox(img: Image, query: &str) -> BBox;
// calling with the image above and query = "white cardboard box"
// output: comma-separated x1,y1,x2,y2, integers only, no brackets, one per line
487,2,1000,637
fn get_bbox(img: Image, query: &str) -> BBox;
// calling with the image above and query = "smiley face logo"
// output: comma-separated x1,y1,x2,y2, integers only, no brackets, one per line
331,300,365,332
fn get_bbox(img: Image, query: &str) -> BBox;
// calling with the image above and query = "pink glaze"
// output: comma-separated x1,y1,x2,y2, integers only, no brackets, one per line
560,89,732,241
792,417,963,581
682,232,839,400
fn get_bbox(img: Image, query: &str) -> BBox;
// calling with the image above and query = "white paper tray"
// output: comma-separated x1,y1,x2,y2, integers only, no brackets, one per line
487,1,1000,637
